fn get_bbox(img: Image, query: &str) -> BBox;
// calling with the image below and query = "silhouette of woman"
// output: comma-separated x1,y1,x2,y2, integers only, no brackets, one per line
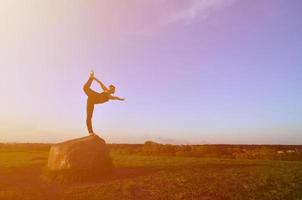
83,71,125,135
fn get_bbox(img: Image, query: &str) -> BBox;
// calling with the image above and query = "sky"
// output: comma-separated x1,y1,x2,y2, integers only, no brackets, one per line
0,0,302,144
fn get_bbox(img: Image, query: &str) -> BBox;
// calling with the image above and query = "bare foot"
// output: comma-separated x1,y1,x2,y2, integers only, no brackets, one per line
89,132,98,137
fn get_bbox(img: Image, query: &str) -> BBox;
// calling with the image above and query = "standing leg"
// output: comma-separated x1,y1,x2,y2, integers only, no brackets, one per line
86,100,95,134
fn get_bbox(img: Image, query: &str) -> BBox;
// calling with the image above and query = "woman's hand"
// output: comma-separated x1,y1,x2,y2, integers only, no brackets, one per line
90,70,94,78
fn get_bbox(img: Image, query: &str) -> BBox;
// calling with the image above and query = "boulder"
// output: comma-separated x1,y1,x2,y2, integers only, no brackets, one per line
47,135,113,182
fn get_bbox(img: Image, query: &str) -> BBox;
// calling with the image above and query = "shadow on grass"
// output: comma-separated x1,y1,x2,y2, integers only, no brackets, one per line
104,167,158,181
41,166,158,185
48,162,265,184
1,159,265,186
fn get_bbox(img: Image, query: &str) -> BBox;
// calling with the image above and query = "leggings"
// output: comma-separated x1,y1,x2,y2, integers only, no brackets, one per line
83,77,98,133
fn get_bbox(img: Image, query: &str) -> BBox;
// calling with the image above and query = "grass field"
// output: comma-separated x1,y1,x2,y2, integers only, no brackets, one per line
0,147,302,200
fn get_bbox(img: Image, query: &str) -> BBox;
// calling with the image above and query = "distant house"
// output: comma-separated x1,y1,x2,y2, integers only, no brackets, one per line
277,150,284,154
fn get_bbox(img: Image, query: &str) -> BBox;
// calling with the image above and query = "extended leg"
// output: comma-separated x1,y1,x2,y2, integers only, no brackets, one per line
86,100,94,134
83,76,94,96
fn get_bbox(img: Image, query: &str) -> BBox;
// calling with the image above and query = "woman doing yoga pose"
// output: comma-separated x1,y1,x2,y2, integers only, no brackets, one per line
83,71,125,135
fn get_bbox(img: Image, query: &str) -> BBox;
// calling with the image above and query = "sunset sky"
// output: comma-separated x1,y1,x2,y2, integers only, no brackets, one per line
0,0,301,144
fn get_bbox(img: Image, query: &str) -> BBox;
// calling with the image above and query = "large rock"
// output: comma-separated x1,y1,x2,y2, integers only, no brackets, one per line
47,135,113,182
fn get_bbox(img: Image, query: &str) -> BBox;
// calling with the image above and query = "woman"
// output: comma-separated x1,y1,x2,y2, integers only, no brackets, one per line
83,71,125,135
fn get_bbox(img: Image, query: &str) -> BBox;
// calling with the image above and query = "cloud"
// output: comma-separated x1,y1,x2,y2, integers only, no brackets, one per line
127,0,237,37
163,0,237,25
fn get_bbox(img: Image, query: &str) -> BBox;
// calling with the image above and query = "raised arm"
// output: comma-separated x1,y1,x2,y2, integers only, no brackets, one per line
109,95,125,101
94,77,108,91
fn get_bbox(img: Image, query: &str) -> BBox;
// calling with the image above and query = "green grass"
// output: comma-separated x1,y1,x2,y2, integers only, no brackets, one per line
0,151,48,169
0,149,302,200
